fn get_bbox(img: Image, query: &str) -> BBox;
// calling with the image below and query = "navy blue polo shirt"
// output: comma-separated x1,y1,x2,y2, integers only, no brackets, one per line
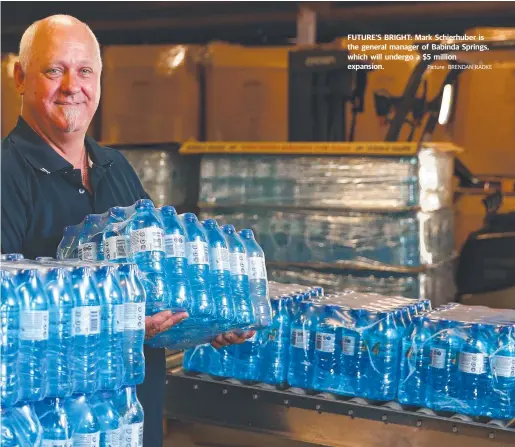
1,117,150,259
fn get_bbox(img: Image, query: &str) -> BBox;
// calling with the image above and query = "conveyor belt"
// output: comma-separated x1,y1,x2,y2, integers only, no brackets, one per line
165,370,515,447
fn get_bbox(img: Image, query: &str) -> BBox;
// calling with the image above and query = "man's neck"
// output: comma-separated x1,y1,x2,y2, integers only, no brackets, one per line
22,114,87,168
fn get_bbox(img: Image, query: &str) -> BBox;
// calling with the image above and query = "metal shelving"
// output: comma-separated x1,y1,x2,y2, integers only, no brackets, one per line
166,370,515,447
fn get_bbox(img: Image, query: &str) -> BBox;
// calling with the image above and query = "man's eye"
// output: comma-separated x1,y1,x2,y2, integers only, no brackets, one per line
81,68,93,75
47,68,61,75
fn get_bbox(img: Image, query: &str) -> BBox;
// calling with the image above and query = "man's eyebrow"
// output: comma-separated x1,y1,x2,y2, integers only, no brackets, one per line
46,59,96,66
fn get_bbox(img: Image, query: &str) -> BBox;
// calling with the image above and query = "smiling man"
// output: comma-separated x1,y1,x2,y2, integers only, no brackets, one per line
1,14,252,446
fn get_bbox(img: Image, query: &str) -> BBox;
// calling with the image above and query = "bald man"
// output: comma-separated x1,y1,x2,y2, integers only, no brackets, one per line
1,15,252,446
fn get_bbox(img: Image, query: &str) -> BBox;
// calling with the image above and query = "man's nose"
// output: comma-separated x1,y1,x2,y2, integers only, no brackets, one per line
60,71,81,95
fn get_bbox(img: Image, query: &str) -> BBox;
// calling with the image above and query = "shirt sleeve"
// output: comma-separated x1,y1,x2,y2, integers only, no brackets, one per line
1,151,31,255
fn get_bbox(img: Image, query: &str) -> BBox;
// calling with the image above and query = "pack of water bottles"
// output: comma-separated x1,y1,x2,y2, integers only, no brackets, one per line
199,148,454,211
184,285,431,400
267,262,456,306
399,303,515,420
57,199,272,350
204,208,454,267
0,257,145,446
183,283,323,385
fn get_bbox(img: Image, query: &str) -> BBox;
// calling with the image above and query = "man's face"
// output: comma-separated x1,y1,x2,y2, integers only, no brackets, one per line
17,25,101,135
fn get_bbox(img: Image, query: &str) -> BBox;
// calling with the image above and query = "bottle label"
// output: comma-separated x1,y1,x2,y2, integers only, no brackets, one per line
164,234,186,258
124,303,145,330
186,241,209,265
291,329,308,349
72,306,101,336
42,440,73,447
114,304,125,333
492,355,515,378
459,352,486,375
103,428,121,447
430,348,446,369
316,332,336,353
78,242,97,262
73,432,100,447
105,236,129,261
209,246,229,272
20,310,49,341
229,252,248,276
341,335,356,356
248,256,267,280
122,422,143,447
130,228,164,254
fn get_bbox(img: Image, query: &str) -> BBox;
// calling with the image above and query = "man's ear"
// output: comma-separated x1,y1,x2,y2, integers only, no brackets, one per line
13,62,25,95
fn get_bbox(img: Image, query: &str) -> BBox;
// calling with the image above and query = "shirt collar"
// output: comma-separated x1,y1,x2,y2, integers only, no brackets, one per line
8,116,113,173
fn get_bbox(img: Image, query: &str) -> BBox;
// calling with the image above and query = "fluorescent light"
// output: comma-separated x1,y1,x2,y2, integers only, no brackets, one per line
438,84,453,125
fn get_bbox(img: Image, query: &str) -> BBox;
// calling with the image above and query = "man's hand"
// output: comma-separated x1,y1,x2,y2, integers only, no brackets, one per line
211,330,256,349
145,311,188,341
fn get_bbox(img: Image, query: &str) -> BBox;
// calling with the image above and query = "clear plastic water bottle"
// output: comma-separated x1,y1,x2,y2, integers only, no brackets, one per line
491,325,515,420
40,266,74,398
115,386,144,447
0,407,21,446
338,308,368,396
127,199,168,316
239,229,272,328
35,397,73,445
0,270,21,407
233,331,261,382
202,219,235,326
183,344,217,375
288,301,320,389
259,296,291,385
398,315,433,406
58,226,80,260
66,394,101,447
78,215,104,262
313,304,341,392
221,224,254,327
94,265,125,391
160,206,192,311
181,213,213,319
364,310,401,401
117,263,146,386
70,266,101,395
8,403,43,446
90,390,123,447
9,268,49,402
102,207,130,263
458,323,491,416
427,319,463,412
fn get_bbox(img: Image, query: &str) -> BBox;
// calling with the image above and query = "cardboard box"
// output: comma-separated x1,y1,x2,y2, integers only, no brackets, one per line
101,45,202,144
205,43,289,141
2,54,22,138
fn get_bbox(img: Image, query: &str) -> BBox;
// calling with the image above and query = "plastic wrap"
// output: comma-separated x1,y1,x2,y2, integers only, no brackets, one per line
267,261,456,307
199,147,454,211
202,207,454,267
120,146,195,208
55,200,272,350
185,287,429,403
399,304,515,420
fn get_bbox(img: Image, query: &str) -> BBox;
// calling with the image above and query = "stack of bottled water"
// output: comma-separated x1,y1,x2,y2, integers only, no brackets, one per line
199,150,453,210
57,199,272,350
0,256,145,446
398,303,515,420
207,208,454,267
197,146,457,306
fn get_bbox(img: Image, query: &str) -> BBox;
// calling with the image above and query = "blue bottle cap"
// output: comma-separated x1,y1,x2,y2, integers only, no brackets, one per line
135,199,154,209
221,224,235,234
239,229,254,239
160,205,177,216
